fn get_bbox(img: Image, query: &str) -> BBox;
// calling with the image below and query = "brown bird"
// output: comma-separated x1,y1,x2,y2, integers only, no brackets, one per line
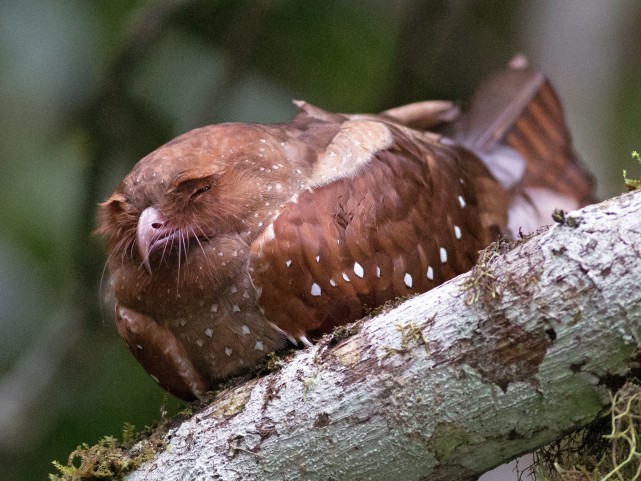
97,56,594,401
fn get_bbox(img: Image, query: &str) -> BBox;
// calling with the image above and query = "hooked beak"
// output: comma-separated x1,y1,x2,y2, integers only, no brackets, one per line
137,207,177,275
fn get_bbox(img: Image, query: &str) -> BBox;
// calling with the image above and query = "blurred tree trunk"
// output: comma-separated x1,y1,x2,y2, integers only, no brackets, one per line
384,0,525,107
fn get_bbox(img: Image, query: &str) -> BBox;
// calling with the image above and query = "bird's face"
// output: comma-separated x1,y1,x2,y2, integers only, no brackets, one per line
97,123,302,317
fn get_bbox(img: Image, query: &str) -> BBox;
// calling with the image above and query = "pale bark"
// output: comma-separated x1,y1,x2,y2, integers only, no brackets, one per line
126,190,641,481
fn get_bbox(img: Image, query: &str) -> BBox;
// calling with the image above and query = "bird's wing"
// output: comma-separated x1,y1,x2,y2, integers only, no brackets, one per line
250,113,506,340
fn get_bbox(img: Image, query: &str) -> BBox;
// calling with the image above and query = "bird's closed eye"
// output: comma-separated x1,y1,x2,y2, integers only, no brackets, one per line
174,173,219,203
190,184,212,200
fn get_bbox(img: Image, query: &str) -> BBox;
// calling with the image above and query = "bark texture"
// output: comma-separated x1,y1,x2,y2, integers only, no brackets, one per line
126,190,641,481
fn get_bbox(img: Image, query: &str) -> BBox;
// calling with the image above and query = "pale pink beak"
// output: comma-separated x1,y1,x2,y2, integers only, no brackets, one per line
137,207,177,275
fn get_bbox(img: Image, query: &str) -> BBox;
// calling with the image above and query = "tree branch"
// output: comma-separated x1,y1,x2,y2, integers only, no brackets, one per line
125,190,641,481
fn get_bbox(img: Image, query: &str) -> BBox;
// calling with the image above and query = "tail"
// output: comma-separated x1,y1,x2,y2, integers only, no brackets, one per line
448,55,596,236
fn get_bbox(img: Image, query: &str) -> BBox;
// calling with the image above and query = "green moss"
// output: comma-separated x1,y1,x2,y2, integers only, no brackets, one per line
328,322,360,342
460,239,504,305
623,150,641,191
534,381,641,481
302,373,318,400
49,423,166,481
364,295,414,319
265,351,284,372
396,320,430,352
382,320,430,358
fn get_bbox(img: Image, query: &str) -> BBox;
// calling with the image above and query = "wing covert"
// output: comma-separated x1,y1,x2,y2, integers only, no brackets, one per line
250,125,505,340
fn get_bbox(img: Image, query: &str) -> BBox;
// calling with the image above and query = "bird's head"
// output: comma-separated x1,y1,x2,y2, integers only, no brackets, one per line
96,123,304,312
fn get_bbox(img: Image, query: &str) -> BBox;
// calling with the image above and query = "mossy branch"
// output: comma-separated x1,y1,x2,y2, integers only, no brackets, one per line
56,190,641,481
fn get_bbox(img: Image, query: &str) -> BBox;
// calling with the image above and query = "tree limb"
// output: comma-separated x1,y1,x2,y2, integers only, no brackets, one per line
125,190,641,481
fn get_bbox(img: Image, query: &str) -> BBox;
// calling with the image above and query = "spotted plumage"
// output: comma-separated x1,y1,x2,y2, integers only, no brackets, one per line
97,57,594,400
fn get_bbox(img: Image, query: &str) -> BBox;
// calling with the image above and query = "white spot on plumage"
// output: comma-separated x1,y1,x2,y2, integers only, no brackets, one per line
404,273,413,288
254,341,264,351
440,247,448,264
376,266,381,278
262,224,275,242
286,259,292,267
342,272,350,282
136,344,143,350
225,347,233,357
353,262,364,278
329,278,337,287
211,303,219,313
311,283,322,296
427,266,434,280
196,339,204,347
150,375,160,384
232,304,241,313
316,255,320,263
230,285,238,294
454,225,462,239
242,325,251,335
458,195,466,208
205,328,214,338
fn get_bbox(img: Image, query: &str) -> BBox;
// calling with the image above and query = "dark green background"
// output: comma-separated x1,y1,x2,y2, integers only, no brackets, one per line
0,1,639,480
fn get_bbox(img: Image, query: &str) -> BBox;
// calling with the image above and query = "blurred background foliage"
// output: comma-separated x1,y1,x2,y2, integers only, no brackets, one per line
0,1,639,479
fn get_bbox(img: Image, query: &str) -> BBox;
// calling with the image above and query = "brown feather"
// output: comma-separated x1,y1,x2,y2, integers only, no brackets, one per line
97,57,595,400
251,135,501,337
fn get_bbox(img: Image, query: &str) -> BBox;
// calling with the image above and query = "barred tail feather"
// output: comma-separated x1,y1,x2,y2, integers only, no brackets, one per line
453,55,596,235
504,76,595,207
